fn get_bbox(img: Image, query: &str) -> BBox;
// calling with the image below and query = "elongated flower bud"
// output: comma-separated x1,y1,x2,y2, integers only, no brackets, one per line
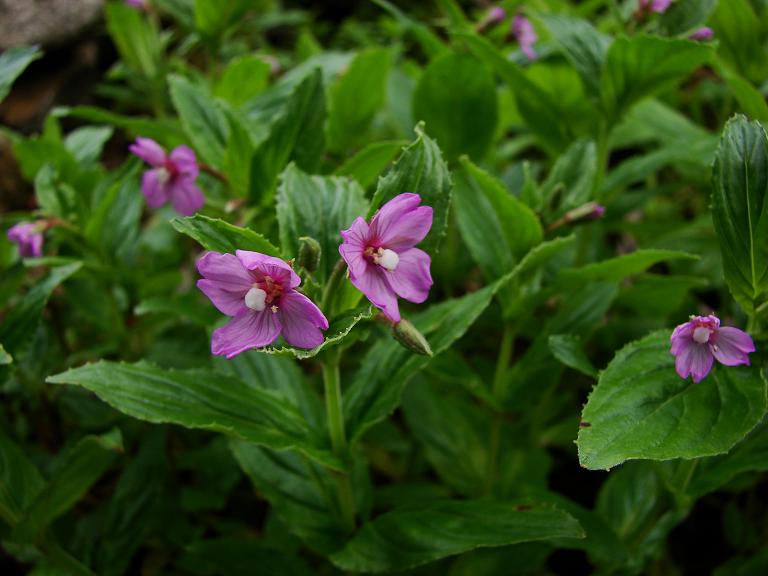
297,236,322,274
392,319,433,356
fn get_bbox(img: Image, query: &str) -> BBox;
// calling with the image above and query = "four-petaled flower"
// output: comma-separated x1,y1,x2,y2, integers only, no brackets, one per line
670,314,755,383
7,222,44,258
512,14,538,60
197,250,328,357
129,137,204,216
339,193,433,323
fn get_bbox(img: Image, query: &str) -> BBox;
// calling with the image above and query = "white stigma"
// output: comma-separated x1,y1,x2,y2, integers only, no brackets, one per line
693,326,711,344
376,249,399,271
156,167,170,184
244,287,267,311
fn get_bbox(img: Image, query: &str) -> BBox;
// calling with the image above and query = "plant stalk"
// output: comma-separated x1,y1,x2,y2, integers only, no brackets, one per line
485,323,515,496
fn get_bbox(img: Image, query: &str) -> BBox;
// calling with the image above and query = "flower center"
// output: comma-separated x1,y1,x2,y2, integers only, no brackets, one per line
693,326,712,344
364,246,399,271
244,287,267,311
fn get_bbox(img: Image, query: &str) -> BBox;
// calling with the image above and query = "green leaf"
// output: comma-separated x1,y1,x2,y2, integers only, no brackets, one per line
85,171,142,264
370,123,452,253
658,0,718,36
0,430,45,526
710,0,768,83
277,163,368,281
0,262,82,357
334,140,407,189
454,157,542,279
0,344,11,365
328,48,393,152
412,50,497,161
539,14,610,98
105,3,161,78
600,36,712,121
249,69,326,202
558,249,698,284
460,32,570,154
13,429,122,544
261,305,374,360
171,214,280,256
711,115,768,314
46,361,340,470
229,440,344,553
0,46,42,103
193,0,251,38
168,74,229,168
59,106,186,144
64,126,113,166
331,499,584,572
717,64,768,123
214,55,271,107
542,139,597,215
548,334,597,377
34,164,78,220
577,331,767,470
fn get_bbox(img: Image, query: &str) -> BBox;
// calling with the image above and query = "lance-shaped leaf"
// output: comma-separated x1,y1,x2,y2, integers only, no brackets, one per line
711,115,768,314
578,331,767,470
13,429,123,544
370,123,452,253
171,214,280,256
47,361,341,470
277,163,368,282
0,46,42,102
0,430,45,526
412,50,497,161
331,499,583,572
557,249,697,285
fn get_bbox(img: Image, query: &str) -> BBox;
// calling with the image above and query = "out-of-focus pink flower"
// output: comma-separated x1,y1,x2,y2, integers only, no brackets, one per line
477,6,507,32
512,14,538,60
670,314,755,383
197,251,328,357
7,222,44,258
689,27,714,41
640,0,673,13
125,0,148,9
129,137,204,216
339,193,433,323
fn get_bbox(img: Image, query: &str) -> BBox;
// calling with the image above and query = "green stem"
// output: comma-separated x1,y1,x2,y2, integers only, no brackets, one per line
594,118,610,202
484,323,515,496
321,260,347,316
322,349,356,531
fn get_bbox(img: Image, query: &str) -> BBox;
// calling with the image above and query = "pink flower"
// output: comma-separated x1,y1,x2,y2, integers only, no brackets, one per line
7,222,44,258
339,193,433,323
129,137,204,216
639,0,672,13
125,0,148,9
670,314,755,383
197,251,328,357
512,14,538,60
689,27,714,41
477,6,506,32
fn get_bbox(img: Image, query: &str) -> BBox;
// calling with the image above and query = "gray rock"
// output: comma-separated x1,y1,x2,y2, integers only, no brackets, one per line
0,0,104,49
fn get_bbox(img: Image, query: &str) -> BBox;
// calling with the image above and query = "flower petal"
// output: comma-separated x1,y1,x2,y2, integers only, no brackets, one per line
197,279,247,316
169,145,199,178
141,169,170,209
170,177,205,216
130,137,166,166
369,194,433,250
339,217,370,279
670,321,694,354
675,342,714,383
236,250,301,288
349,265,400,322
197,251,253,286
278,291,329,349
211,310,281,358
712,327,755,366
385,247,432,304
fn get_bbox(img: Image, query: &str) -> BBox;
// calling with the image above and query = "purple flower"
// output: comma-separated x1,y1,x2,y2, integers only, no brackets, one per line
670,314,755,383
689,27,714,41
7,222,44,258
129,137,204,216
125,0,148,9
512,14,538,60
339,193,433,323
197,250,328,357
639,0,672,13
477,6,506,32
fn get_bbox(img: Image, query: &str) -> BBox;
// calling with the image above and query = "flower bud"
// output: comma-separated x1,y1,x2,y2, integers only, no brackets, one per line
392,319,432,356
297,236,321,274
